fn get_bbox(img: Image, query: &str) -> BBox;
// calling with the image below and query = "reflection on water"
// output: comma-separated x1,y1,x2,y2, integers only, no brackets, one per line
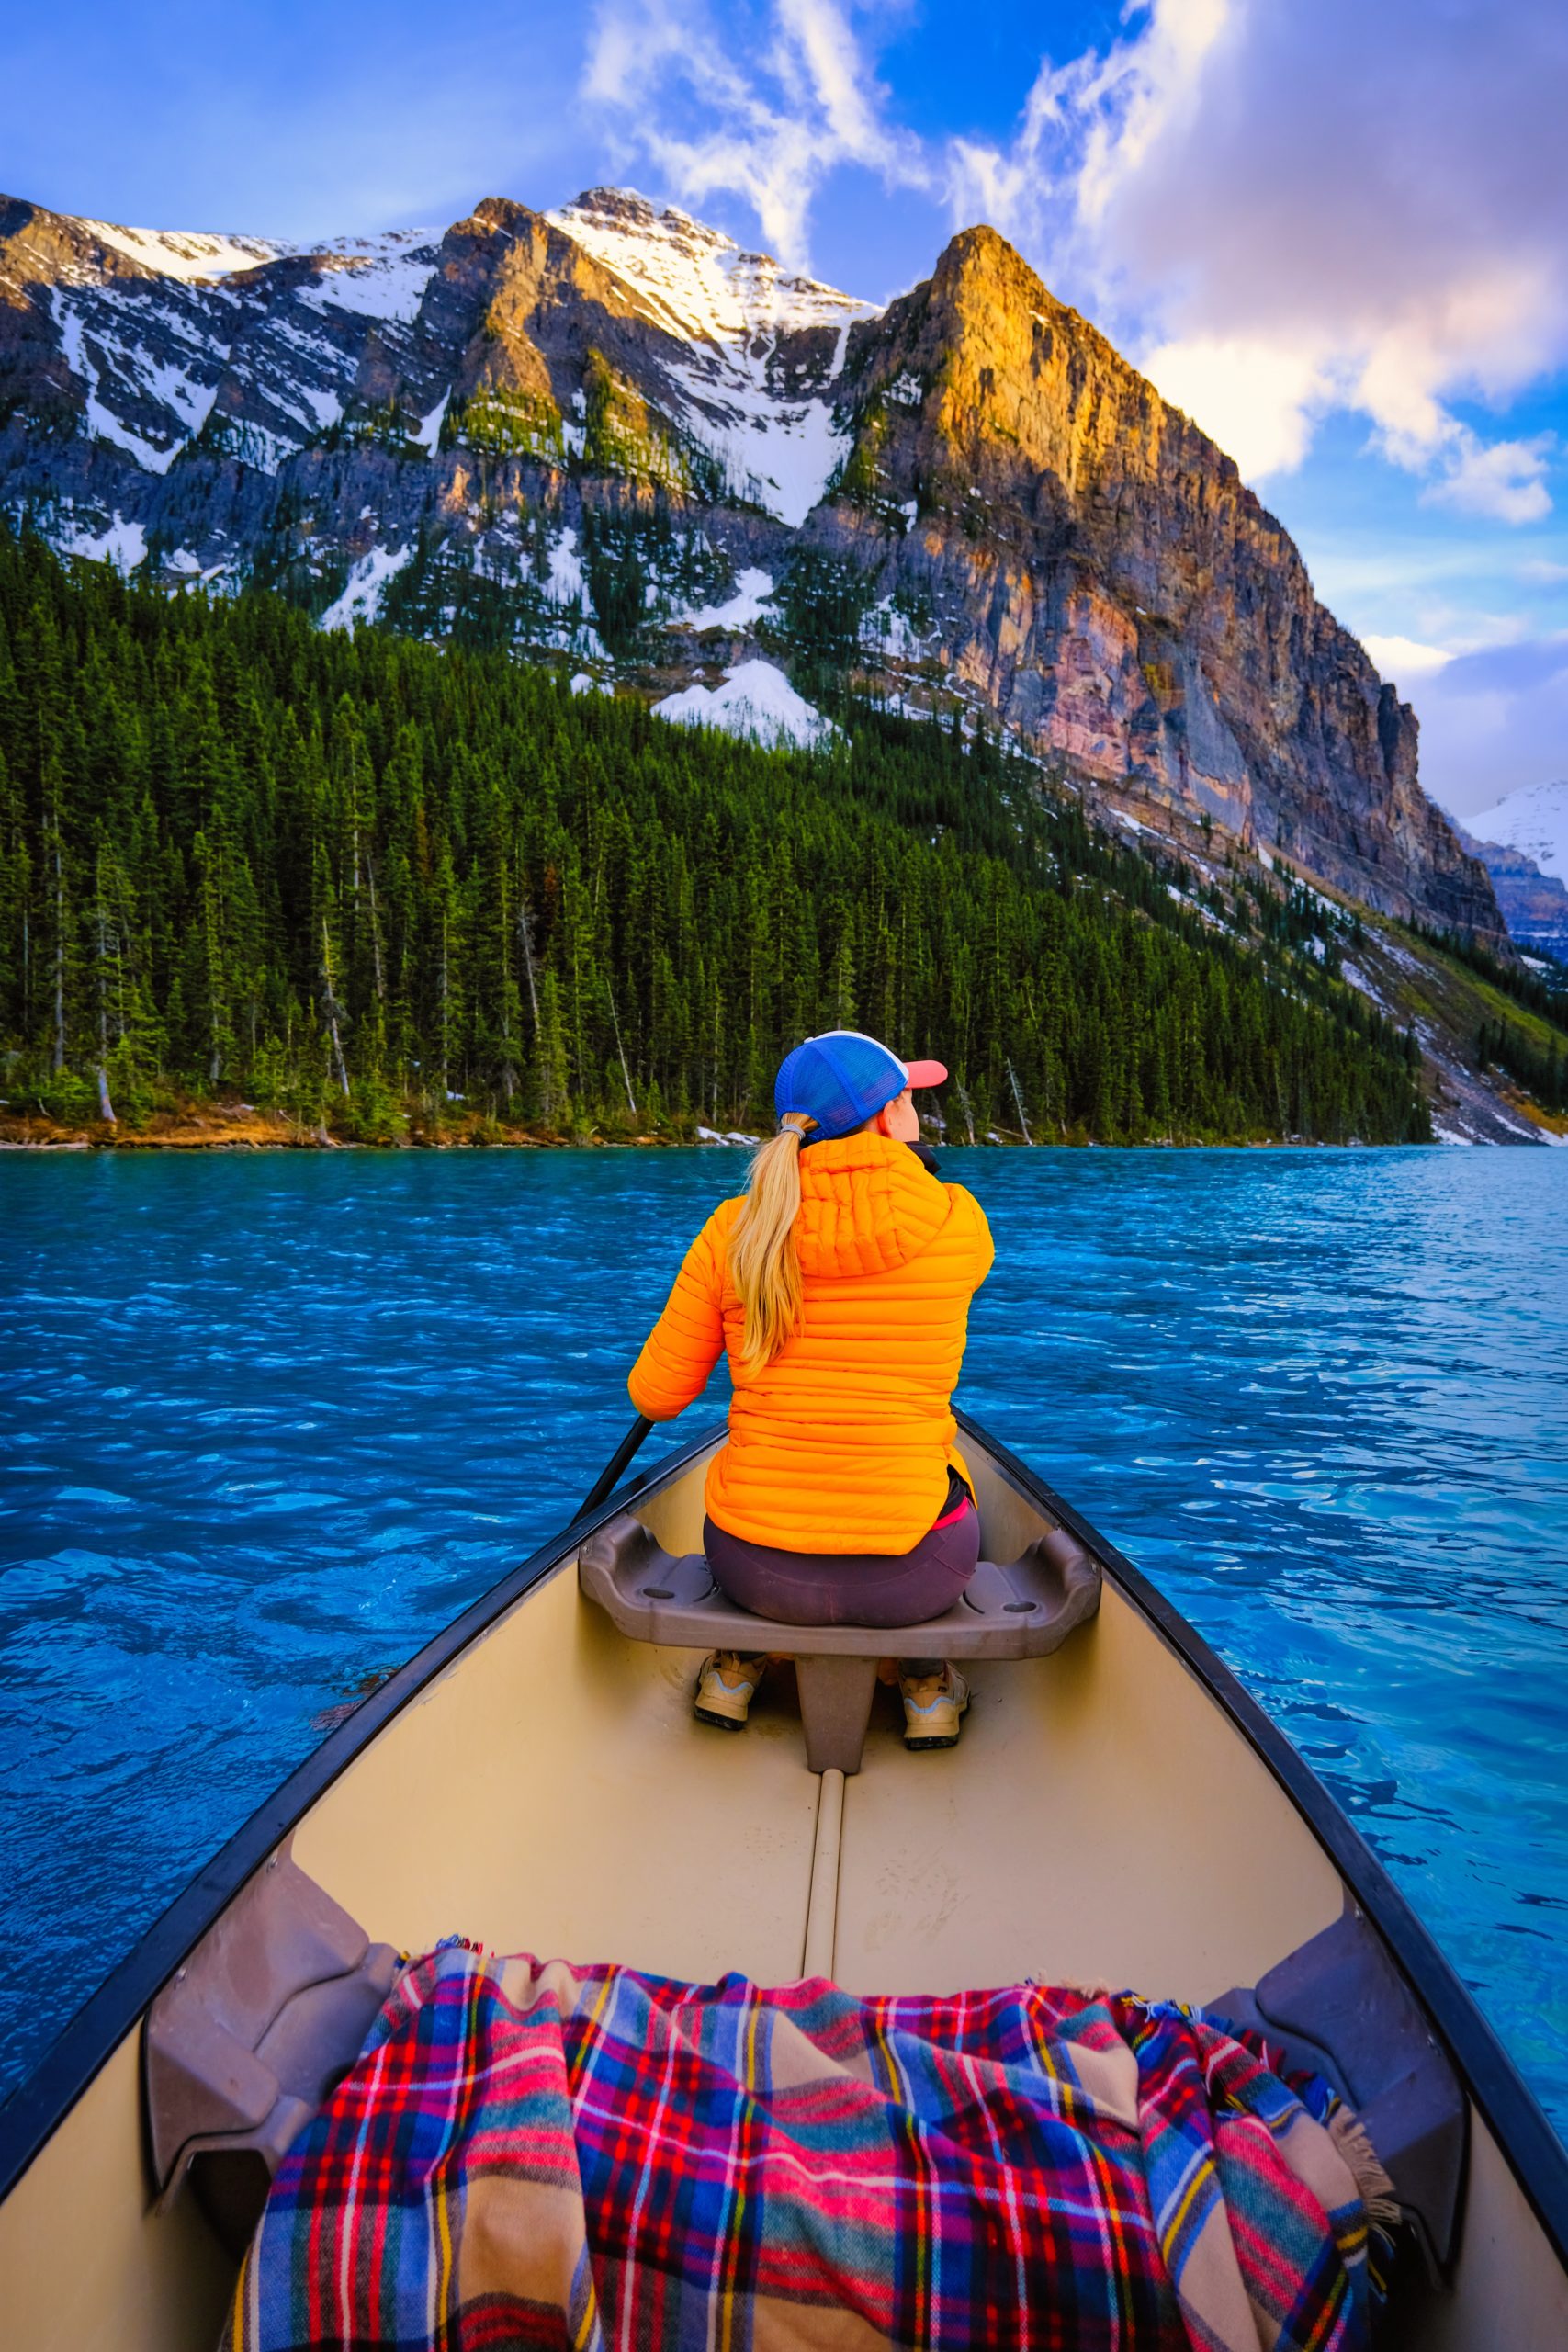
1,1148,1564,2130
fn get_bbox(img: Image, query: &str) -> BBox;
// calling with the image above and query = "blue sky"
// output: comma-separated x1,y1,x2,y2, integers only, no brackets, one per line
4,0,1565,815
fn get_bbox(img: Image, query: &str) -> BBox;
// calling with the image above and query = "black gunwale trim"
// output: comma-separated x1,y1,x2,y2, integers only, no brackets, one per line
4,1413,1566,2277
953,1409,1568,2269
0,1450,715,2204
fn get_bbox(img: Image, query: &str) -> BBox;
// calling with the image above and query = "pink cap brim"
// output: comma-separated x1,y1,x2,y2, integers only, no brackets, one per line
903,1057,948,1090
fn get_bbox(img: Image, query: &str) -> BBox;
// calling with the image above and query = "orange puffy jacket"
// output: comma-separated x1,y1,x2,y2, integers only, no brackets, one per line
627,1133,994,1554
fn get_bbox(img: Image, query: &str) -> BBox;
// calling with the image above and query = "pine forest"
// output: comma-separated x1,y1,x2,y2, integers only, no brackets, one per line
0,523,1435,1148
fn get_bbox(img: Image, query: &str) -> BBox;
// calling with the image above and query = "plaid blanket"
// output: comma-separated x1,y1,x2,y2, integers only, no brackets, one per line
224,1946,1392,2352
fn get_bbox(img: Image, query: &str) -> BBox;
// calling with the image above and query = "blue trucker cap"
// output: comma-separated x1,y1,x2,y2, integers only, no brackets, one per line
774,1030,948,1141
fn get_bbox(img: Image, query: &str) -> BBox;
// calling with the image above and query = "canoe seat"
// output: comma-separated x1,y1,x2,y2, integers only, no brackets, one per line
144,1838,400,2254
579,1512,1101,1773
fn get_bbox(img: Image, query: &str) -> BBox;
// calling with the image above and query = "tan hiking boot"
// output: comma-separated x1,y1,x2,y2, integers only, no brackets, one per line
693,1651,766,1730
899,1665,971,1750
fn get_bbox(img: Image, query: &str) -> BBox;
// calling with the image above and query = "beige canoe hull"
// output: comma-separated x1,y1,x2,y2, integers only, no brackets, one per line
3,1421,1564,2348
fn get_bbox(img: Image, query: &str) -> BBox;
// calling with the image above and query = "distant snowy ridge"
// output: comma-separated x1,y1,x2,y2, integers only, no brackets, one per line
75,220,440,291
75,223,291,280
1461,779,1568,882
41,223,442,484
1449,780,1568,962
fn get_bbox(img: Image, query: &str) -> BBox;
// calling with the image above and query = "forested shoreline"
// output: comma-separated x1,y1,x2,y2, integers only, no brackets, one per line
0,524,1432,1147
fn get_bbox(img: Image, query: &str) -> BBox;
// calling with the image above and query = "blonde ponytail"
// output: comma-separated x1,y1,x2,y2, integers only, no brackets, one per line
729,1113,816,1369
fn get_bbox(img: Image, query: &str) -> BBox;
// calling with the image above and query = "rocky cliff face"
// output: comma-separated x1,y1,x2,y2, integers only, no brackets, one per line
812,228,1496,933
0,186,1501,938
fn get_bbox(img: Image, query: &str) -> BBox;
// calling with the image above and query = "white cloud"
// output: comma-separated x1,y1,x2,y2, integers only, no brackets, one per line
1422,434,1553,527
1361,635,1455,683
944,0,1568,518
1139,332,1338,478
581,0,1567,526
581,0,925,267
1406,634,1568,813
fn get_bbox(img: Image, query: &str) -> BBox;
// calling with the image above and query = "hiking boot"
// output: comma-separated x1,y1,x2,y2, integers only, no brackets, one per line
693,1651,766,1730
900,1664,971,1750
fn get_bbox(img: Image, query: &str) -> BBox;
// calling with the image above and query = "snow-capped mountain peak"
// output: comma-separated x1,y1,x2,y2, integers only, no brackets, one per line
73,219,442,293
1463,778,1568,883
0,177,1513,946
546,187,879,530
546,187,876,353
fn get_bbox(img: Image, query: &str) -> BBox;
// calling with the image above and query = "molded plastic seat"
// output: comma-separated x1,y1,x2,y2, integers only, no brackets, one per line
579,1513,1101,1772
144,1840,400,2253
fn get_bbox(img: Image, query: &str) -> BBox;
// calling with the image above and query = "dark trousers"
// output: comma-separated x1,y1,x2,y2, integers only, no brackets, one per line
703,1486,979,1676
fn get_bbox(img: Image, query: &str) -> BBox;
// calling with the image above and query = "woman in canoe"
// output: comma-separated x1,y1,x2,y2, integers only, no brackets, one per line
629,1031,993,1748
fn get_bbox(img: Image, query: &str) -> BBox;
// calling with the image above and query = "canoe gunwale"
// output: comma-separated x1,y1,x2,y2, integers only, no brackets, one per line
952,1408,1568,2274
0,1442,707,2208
2,1409,1566,2284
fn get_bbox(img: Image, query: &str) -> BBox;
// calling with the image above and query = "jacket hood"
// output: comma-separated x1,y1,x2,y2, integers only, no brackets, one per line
792,1131,951,1279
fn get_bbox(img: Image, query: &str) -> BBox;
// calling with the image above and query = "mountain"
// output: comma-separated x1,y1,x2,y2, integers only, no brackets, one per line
1450,780,1568,966
0,522,1442,1152
1450,818,1568,967
0,185,1500,943
1462,780,1568,880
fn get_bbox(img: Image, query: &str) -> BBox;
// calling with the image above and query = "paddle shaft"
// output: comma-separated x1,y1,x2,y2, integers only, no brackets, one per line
578,1414,654,1520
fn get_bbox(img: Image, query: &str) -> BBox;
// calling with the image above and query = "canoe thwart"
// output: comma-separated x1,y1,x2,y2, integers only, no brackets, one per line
579,1511,1101,1771
143,1839,400,2255
1212,1901,1466,2275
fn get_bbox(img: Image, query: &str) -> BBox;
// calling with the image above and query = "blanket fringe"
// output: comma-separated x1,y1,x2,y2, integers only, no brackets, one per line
1330,2105,1401,2229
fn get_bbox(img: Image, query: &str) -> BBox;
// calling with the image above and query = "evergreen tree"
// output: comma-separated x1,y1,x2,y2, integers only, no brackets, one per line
0,518,1460,1147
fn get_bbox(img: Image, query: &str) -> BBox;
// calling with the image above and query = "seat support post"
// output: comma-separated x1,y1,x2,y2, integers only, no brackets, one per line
795,1655,880,1775
579,1511,1102,1774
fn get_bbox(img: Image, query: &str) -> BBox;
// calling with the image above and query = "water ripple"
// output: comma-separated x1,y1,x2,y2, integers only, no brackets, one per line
1,1147,1564,2132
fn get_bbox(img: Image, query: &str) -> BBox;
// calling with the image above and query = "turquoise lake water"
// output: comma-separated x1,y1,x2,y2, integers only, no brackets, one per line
1,1148,1564,2133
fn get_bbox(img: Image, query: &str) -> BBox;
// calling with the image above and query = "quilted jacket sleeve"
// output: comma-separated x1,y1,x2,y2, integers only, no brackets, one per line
949,1182,996,1292
627,1205,731,1420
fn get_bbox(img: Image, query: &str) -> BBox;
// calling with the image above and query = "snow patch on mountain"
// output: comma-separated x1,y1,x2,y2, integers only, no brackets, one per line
654,659,837,750
220,421,301,476
412,390,450,452
77,223,290,280
51,285,224,470
52,510,148,571
1338,957,1392,1012
1462,778,1568,882
680,568,773,630
320,546,413,631
677,378,852,528
49,270,374,476
863,596,920,657
295,235,440,325
549,190,876,528
544,528,585,606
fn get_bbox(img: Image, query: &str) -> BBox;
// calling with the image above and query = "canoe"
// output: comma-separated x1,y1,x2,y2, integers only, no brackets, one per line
3,1412,1566,2347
